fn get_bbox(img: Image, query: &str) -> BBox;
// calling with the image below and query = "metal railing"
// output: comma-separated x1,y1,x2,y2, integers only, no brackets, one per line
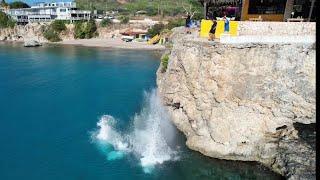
70,17,91,20
70,10,91,14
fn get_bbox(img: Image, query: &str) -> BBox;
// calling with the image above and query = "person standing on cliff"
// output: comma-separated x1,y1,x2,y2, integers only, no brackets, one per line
222,13,230,33
185,13,192,34
208,19,217,41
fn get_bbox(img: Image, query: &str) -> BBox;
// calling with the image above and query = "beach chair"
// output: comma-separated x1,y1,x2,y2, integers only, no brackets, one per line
147,35,160,45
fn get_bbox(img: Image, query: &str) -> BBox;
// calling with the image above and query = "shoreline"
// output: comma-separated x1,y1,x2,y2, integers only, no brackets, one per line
56,38,166,50
0,37,166,51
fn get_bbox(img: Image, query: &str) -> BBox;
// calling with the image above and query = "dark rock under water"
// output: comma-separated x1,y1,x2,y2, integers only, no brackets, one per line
275,123,316,179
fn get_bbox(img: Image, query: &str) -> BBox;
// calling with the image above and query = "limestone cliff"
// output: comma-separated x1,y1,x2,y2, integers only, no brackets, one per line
157,27,315,179
0,23,48,42
0,23,147,42
0,23,75,42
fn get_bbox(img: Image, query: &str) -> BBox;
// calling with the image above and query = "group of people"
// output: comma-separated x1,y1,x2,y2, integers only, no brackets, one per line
208,14,230,41
185,13,231,41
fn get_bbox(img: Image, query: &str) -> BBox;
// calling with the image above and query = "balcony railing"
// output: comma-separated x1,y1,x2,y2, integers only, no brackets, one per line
28,14,53,18
70,10,91,14
27,12,57,16
70,17,91,20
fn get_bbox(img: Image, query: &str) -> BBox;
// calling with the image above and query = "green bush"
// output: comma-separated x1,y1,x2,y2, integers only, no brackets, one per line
161,54,169,73
43,20,67,42
74,21,86,39
50,20,66,33
0,11,15,28
119,16,129,24
7,18,15,28
85,19,98,38
145,6,157,16
166,19,185,30
147,23,165,37
100,18,111,27
43,28,61,42
74,20,98,39
146,18,187,38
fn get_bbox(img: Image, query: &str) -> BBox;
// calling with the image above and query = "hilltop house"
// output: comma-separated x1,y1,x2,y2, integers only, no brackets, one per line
4,1,91,25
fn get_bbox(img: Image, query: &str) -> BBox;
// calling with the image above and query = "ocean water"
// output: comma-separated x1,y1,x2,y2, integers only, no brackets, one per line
0,42,283,180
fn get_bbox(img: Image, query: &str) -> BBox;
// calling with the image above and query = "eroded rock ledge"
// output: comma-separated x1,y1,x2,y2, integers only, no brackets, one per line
157,28,315,179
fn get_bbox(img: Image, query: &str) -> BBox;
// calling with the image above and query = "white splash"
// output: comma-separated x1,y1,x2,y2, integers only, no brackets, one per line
96,115,130,152
93,89,178,173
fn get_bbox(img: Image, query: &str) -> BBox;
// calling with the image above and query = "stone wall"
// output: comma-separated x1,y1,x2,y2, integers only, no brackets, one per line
237,22,315,36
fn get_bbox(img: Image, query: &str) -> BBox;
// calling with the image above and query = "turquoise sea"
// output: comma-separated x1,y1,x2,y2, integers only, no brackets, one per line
0,42,283,180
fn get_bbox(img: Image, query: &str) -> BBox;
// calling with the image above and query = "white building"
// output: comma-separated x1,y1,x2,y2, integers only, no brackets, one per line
5,1,91,25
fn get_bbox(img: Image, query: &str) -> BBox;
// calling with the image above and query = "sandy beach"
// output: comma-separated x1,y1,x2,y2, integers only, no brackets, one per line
58,38,166,50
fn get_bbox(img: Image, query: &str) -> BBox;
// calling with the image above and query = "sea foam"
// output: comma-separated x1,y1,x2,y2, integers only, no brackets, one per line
93,89,178,173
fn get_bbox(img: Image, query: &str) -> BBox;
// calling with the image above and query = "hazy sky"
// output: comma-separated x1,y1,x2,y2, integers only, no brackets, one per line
6,0,71,5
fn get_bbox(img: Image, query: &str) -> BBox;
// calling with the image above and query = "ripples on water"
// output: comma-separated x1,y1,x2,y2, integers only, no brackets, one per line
0,42,283,180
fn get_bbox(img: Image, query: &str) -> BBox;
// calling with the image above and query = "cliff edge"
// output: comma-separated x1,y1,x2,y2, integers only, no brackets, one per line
157,24,315,179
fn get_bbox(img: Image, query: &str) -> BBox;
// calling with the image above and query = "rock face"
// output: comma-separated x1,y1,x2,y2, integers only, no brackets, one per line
0,23,48,42
0,22,150,42
157,28,315,179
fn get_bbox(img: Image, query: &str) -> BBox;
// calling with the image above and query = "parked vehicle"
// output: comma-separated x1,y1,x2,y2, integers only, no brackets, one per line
121,35,134,42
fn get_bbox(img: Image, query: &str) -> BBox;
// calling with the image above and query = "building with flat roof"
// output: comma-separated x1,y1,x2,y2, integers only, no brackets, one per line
200,0,316,22
240,0,316,21
5,1,91,25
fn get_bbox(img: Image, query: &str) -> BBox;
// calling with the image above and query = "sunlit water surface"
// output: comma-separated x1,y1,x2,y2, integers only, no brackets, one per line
0,42,283,180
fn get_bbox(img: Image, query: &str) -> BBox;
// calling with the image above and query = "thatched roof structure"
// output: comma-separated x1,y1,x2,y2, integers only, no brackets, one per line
198,0,240,6
198,0,241,18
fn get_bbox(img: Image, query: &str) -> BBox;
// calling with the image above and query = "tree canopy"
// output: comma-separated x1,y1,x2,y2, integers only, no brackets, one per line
0,11,15,28
9,1,30,9
0,0,8,7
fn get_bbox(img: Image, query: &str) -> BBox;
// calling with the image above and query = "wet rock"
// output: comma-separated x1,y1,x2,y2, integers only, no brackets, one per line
24,40,42,47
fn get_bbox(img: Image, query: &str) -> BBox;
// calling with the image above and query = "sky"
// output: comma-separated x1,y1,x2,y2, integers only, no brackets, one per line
6,0,71,5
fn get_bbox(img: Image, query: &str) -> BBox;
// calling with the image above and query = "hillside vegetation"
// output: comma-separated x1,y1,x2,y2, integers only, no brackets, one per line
0,11,15,28
75,0,203,18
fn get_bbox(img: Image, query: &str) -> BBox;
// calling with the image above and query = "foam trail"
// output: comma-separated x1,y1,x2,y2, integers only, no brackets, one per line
93,89,178,173
93,115,129,161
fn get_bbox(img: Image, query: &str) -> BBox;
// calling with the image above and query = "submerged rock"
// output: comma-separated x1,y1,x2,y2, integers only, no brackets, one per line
157,27,316,179
24,40,42,47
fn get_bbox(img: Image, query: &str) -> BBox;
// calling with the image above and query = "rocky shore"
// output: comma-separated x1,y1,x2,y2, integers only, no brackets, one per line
157,26,315,179
0,23,164,50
